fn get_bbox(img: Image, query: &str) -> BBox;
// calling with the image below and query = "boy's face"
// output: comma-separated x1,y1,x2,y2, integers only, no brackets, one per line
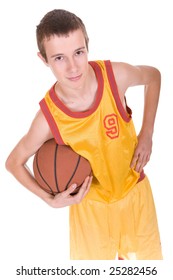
39,29,89,90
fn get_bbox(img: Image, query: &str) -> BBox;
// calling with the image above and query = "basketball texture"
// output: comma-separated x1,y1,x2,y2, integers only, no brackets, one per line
33,139,92,195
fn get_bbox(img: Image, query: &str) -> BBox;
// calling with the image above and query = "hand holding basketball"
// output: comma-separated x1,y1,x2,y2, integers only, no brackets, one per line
33,138,93,207
48,175,92,208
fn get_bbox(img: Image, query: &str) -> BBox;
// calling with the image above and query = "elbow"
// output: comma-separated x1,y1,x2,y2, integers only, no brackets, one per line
153,67,161,84
154,68,161,92
5,155,18,174
156,67,161,81
148,67,161,90
5,156,13,173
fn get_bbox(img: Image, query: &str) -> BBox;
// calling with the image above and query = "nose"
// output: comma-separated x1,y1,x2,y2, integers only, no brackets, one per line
67,58,78,73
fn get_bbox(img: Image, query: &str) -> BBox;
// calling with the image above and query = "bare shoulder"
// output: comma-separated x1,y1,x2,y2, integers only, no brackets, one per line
110,62,137,95
6,110,53,166
110,61,161,95
111,61,141,86
22,109,53,155
26,110,53,147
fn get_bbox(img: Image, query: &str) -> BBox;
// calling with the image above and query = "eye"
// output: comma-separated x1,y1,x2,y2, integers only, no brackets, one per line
55,56,64,61
75,50,84,56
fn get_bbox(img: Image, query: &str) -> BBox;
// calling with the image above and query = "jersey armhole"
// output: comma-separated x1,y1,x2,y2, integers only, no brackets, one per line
39,98,65,145
104,60,132,122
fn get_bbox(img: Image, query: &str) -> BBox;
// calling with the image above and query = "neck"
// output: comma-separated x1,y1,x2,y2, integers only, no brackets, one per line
55,65,98,112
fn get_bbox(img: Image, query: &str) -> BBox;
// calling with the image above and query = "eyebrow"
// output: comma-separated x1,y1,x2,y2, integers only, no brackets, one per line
50,47,86,58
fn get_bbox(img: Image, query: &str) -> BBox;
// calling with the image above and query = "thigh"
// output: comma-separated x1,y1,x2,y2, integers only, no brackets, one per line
69,198,118,260
119,177,163,260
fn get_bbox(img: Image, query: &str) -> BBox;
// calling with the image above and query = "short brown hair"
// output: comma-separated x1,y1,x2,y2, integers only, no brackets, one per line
36,9,89,61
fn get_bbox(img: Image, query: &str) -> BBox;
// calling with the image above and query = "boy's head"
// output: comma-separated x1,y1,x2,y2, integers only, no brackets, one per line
36,9,89,62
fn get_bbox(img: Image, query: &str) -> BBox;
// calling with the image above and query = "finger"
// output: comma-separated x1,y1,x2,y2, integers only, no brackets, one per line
75,176,92,199
130,153,139,169
135,157,143,172
77,176,90,194
82,176,93,197
135,154,149,173
61,183,77,198
62,176,91,198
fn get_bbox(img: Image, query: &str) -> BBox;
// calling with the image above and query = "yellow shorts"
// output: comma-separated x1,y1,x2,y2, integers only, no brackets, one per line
69,176,162,260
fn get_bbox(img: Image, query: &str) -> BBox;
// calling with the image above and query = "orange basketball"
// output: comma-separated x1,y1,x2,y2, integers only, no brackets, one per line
33,138,92,195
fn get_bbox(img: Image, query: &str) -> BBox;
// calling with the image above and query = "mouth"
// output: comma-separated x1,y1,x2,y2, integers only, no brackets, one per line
68,74,82,82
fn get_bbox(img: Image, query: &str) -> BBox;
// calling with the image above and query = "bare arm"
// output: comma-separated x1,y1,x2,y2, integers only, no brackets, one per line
112,62,161,172
5,110,92,207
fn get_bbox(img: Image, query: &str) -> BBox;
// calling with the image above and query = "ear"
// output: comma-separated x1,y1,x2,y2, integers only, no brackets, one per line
37,52,49,66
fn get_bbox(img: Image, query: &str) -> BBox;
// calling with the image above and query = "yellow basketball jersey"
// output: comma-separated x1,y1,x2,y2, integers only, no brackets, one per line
40,60,144,202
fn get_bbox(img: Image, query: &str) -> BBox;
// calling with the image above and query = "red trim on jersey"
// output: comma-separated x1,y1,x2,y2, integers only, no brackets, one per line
39,99,65,145
104,60,145,181
104,60,131,122
49,62,104,118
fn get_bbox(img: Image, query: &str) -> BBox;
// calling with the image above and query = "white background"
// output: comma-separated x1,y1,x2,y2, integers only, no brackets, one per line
1,0,172,278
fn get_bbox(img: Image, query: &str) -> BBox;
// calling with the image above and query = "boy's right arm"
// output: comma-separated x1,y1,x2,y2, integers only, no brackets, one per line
5,110,92,208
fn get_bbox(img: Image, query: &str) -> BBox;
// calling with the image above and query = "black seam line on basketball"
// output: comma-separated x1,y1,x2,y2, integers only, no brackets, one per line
65,155,81,190
54,144,60,193
35,150,54,195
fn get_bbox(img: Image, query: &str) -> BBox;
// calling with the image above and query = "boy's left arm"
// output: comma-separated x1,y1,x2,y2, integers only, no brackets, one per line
112,62,161,172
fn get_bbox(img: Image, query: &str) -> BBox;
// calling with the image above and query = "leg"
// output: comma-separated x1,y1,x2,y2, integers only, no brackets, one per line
118,177,163,260
69,198,118,260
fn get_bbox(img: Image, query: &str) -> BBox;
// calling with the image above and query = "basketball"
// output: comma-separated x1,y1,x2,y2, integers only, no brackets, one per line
33,138,92,195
